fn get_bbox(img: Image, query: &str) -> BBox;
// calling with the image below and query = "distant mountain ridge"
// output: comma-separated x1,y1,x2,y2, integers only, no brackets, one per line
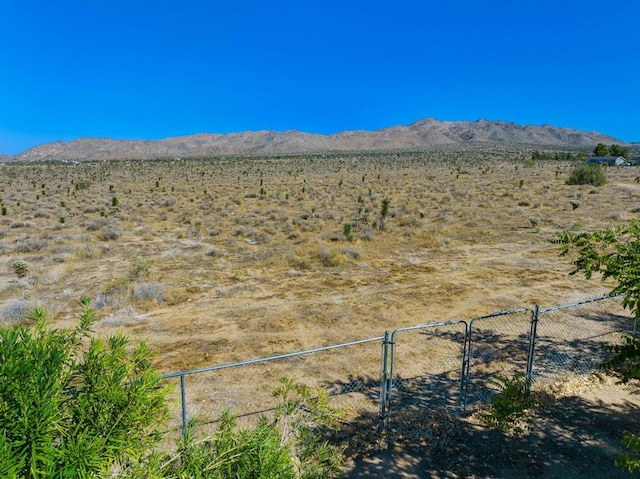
6,118,628,162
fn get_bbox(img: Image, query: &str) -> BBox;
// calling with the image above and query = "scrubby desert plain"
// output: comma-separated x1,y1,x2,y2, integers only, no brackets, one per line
1,145,639,476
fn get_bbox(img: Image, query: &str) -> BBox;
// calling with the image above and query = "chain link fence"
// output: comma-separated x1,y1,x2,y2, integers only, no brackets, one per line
532,295,634,386
463,309,534,408
164,337,384,439
161,294,635,438
382,320,467,431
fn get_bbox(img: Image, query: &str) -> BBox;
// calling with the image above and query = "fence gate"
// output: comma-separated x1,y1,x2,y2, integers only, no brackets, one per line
382,320,468,431
532,295,634,386
463,309,534,409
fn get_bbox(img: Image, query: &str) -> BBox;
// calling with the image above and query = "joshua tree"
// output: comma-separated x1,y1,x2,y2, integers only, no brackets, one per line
379,197,390,231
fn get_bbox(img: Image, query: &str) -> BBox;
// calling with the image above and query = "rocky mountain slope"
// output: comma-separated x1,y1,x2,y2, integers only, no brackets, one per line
8,118,627,162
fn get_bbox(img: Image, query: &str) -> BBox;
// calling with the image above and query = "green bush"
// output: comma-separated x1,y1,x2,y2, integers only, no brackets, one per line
10,259,28,279
566,163,606,186
480,372,537,436
0,299,169,478
0,300,346,478
132,378,345,479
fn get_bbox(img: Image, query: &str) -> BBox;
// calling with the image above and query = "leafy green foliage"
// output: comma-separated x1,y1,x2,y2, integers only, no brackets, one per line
555,220,640,327
531,150,582,161
555,221,640,471
566,163,606,186
130,378,345,479
147,413,294,479
617,431,640,472
0,299,169,478
610,144,630,158
592,143,629,158
0,300,345,478
480,372,537,436
602,334,640,384
272,377,344,478
593,143,611,156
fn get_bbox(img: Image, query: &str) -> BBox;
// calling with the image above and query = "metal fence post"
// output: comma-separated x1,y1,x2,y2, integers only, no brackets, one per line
461,319,474,411
180,373,187,440
379,330,390,432
525,305,539,394
457,321,469,413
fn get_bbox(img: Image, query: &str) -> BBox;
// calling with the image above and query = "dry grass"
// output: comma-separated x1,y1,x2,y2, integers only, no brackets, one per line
0,149,636,425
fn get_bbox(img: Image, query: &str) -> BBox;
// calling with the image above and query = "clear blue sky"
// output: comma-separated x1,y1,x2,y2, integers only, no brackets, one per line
1,0,638,155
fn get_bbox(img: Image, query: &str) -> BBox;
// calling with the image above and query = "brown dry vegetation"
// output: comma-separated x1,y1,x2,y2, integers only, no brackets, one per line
0,148,637,428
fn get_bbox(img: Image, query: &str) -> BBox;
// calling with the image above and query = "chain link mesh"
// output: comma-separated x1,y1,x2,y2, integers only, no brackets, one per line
464,310,533,407
386,321,467,430
161,295,634,438
533,295,633,385
164,338,383,438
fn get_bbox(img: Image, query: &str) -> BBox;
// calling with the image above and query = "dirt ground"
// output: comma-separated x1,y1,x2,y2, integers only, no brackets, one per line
346,375,640,478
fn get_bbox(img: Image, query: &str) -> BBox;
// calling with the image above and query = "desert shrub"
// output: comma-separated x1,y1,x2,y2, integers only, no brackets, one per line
10,221,30,229
85,216,110,231
14,237,49,253
133,282,165,303
10,259,28,279
318,246,343,267
341,246,361,260
100,222,123,241
0,299,169,478
102,305,147,326
0,298,32,321
128,260,151,281
566,163,606,186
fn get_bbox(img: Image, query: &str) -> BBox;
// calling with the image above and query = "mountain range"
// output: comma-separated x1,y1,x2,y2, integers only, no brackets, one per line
2,118,629,162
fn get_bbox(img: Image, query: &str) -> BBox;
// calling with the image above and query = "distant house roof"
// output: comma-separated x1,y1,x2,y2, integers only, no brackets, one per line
585,156,627,166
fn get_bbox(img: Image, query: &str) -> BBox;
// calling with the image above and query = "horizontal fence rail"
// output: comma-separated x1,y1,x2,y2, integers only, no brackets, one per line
163,337,384,438
160,294,637,438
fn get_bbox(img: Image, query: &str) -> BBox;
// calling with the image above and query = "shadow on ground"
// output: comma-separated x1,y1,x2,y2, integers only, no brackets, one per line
342,383,640,478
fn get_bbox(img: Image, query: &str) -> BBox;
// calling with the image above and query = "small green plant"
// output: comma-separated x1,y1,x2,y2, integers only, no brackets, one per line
11,259,28,279
567,163,606,186
519,178,524,189
1,205,6,216
59,216,66,224
480,372,537,435
112,195,118,207
343,222,354,241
